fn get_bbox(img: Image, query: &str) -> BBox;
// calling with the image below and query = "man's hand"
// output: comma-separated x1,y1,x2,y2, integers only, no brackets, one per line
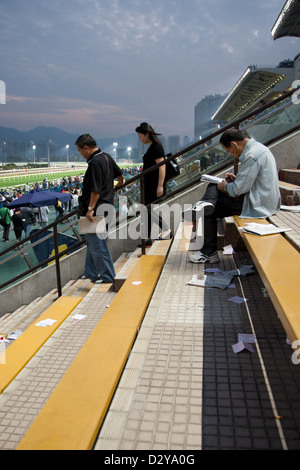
156,185,164,198
86,209,94,222
217,180,228,193
225,172,236,182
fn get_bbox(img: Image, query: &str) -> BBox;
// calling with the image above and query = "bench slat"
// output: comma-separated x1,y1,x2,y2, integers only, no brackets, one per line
17,255,166,450
234,216,300,343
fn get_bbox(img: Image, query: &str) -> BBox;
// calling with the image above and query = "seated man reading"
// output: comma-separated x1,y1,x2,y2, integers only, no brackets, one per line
187,128,281,264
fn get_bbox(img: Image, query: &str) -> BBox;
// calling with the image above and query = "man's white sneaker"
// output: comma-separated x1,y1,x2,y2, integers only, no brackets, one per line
188,251,219,264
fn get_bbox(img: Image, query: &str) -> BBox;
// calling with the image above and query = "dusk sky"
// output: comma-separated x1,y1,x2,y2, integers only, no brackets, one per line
0,0,299,139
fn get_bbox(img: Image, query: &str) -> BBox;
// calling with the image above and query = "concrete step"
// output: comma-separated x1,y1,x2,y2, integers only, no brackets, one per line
0,250,131,337
278,180,300,205
0,293,56,336
279,168,300,186
114,240,172,292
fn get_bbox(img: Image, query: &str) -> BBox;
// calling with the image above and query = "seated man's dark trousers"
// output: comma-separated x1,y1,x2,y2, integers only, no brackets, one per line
201,184,244,256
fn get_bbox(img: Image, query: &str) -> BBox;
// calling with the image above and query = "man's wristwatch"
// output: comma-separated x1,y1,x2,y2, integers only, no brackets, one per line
88,206,94,211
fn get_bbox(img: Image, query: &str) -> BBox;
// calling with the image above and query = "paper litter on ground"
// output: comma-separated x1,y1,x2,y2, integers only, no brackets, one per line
188,273,233,289
35,318,57,327
72,314,86,321
238,333,255,343
223,244,234,254
67,313,86,327
7,330,23,340
188,264,255,289
232,333,256,354
232,341,255,354
228,296,249,304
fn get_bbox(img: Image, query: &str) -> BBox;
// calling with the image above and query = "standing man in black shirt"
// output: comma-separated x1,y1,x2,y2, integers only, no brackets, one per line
75,134,124,284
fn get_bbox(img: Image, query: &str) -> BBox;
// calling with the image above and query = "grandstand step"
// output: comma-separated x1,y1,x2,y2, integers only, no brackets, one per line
0,296,82,394
114,240,172,292
0,290,59,336
217,217,246,251
278,180,300,205
269,210,300,253
17,254,167,450
114,247,141,291
279,168,300,186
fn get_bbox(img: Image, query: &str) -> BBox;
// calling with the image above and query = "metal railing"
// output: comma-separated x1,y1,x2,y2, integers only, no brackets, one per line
0,88,299,296
0,209,84,295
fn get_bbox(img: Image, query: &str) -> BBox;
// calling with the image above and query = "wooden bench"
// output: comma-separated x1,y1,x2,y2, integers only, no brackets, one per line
0,296,82,394
17,254,166,450
233,216,300,344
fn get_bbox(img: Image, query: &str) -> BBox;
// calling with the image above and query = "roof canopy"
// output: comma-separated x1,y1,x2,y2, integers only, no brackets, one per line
272,0,300,40
212,66,291,122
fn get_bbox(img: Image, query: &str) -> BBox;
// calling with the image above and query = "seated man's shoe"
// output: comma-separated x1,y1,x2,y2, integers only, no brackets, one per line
188,250,219,264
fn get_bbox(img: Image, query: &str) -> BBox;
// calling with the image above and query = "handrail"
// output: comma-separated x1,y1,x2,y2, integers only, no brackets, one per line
0,88,298,295
0,209,83,294
115,88,297,192
114,88,298,253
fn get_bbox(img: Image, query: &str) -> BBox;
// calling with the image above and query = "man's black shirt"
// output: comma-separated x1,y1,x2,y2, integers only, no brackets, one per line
80,150,123,215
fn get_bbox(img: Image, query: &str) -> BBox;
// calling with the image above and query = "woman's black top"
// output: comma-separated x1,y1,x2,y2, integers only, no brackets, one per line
142,142,165,205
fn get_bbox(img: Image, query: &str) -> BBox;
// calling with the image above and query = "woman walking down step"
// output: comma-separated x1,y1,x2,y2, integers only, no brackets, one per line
135,122,172,246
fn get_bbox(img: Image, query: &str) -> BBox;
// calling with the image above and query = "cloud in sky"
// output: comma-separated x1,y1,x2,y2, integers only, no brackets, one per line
0,0,299,138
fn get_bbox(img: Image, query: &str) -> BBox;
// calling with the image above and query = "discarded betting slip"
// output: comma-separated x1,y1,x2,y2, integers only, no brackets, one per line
188,264,255,290
228,296,249,304
232,333,256,354
35,318,57,327
223,244,234,255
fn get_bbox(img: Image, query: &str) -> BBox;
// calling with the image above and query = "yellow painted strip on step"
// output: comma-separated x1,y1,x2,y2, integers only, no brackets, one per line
0,296,82,394
17,255,166,450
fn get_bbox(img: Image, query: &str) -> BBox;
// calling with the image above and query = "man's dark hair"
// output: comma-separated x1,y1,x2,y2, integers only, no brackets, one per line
75,134,97,149
219,128,249,148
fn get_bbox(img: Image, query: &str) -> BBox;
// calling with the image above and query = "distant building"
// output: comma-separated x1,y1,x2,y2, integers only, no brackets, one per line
194,94,227,140
167,135,180,154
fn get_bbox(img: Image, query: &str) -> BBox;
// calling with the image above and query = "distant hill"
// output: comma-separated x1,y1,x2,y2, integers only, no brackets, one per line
0,125,138,150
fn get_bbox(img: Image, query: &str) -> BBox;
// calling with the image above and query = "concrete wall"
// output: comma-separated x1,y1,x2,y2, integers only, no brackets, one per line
269,130,300,170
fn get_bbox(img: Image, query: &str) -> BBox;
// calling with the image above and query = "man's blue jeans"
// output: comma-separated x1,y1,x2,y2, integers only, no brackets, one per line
84,233,116,282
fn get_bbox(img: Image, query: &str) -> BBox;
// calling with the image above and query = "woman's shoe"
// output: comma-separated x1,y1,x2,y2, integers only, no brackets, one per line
138,238,153,247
